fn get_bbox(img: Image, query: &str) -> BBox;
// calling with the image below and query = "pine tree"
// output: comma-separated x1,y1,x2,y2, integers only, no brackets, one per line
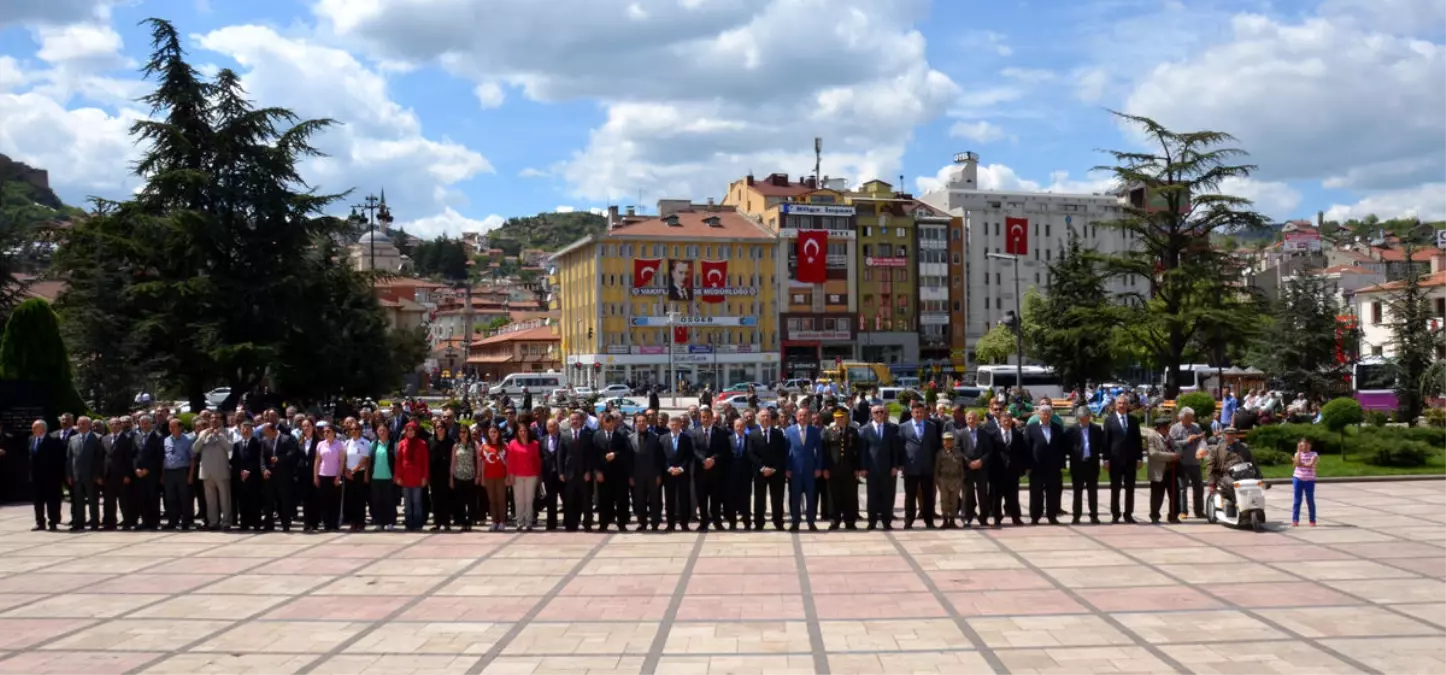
1027,235,1119,393
1387,241,1435,425
1250,270,1351,402
0,298,88,415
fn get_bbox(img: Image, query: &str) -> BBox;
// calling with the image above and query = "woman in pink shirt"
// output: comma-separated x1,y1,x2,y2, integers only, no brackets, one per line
506,423,541,531
312,422,345,532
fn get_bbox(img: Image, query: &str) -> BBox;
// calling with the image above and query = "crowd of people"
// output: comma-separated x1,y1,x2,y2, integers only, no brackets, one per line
25,391,1295,534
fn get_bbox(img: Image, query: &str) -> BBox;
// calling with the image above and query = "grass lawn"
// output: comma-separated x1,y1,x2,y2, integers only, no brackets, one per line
1256,451,1446,479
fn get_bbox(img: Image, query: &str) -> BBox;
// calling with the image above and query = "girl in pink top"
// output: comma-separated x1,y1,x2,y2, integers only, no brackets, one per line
313,423,345,531
506,423,541,531
1292,437,1318,526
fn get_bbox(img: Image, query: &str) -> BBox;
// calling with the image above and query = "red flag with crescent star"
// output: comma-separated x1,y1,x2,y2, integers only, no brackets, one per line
673,325,689,343
796,230,828,283
1004,217,1028,256
633,258,662,287
700,260,727,303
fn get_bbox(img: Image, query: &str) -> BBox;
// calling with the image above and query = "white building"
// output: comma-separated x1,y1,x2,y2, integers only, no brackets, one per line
1351,257,1446,359
919,152,1141,359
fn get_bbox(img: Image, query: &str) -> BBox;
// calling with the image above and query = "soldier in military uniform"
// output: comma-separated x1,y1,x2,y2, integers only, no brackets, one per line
935,431,965,529
822,409,861,530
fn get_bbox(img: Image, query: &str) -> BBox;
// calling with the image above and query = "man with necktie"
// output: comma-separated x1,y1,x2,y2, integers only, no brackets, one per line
858,405,902,529
785,407,827,531
747,409,788,531
822,409,861,530
540,419,565,530
65,416,105,531
1102,394,1143,523
723,417,753,530
559,412,594,532
689,407,728,531
593,413,631,532
899,403,940,529
1026,404,1068,525
28,420,65,531
660,416,693,531
101,417,138,530
989,409,1027,527
134,415,166,530
627,412,665,531
1070,406,1104,524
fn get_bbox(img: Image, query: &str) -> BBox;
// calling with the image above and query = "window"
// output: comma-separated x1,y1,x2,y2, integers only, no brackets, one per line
862,244,872,257
792,294,806,304
897,228,906,238
952,253,961,265
1371,302,1382,324
1045,223,1051,238
863,226,872,237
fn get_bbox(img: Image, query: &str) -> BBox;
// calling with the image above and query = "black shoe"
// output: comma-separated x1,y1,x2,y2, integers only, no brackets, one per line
1071,517,1081,525
1124,515,1137,524
1012,518,1024,526
1048,518,1061,525
31,524,44,531
68,526,84,532
1167,517,1181,524
903,521,914,530
1031,519,1040,525
828,522,840,531
1150,517,1161,524
788,524,799,532
924,521,937,530
1090,517,1101,525
866,522,877,531
882,522,893,531
1111,515,1121,524
728,523,737,531
807,523,818,532
845,523,858,530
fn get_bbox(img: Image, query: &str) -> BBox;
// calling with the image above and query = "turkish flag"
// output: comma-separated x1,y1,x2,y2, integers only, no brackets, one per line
633,258,662,286
1004,217,1028,256
796,230,828,283
700,260,727,303
673,325,689,343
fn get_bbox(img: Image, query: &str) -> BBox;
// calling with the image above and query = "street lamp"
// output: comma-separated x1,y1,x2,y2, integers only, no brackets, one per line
987,251,1024,396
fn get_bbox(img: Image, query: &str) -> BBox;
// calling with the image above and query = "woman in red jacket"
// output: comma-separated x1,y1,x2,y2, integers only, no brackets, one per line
395,422,430,532
480,425,509,532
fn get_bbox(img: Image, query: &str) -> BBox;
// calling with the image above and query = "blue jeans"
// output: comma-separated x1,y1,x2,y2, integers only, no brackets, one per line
1292,478,1316,523
403,487,426,530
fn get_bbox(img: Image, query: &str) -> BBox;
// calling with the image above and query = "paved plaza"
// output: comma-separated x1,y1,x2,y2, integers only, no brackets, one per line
0,481,1441,674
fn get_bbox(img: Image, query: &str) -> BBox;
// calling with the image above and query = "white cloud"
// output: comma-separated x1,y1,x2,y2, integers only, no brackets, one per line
315,0,957,205
0,91,143,197
194,25,494,234
401,208,504,238
949,120,1005,143
999,67,1054,84
962,30,1012,57
1124,12,1445,191
0,0,110,27
473,82,505,109
915,162,1114,196
33,22,125,66
0,57,28,92
554,205,576,213
1319,0,1446,37
1323,183,1446,223
1218,176,1302,221
518,167,547,178
1071,66,1109,104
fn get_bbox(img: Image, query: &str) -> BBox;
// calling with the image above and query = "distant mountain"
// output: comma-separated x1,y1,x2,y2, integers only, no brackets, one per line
488,211,606,255
0,154,84,230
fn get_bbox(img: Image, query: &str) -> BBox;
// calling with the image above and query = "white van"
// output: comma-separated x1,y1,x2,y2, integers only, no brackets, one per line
488,372,567,397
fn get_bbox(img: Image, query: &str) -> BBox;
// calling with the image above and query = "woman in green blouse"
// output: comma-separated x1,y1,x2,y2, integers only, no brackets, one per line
368,423,398,531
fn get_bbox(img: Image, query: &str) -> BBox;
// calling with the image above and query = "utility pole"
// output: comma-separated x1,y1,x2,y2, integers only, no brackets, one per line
987,251,1023,394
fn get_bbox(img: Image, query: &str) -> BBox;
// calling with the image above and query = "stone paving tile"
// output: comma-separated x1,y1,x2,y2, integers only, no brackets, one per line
1389,602,1446,628
192,620,369,653
397,596,544,622
44,619,234,651
1381,556,1446,577
293,542,408,558
1113,610,1287,644
0,594,46,613
0,593,166,619
811,592,948,619
683,573,798,596
995,535,1105,552
134,594,292,620
140,652,317,674
1160,640,1358,674
0,618,97,650
472,558,585,576
800,540,901,556
479,655,645,674
345,621,511,654
1283,528,1397,544
562,574,681,597
20,542,132,558
1320,637,1446,673
1040,565,1175,589
42,556,171,574
1328,541,1446,558
994,645,1174,674
0,573,114,594
820,618,969,652
260,557,371,575
1018,548,1139,568
534,594,673,621
593,542,696,558
394,543,503,559
946,589,1089,616
313,574,451,596
579,557,689,576
828,650,993,674
493,544,600,559
144,557,262,575
664,621,812,654
0,556,70,574
353,557,476,576
312,654,482,674
1269,558,1420,580
83,573,222,595
199,573,334,595
1323,577,1446,603
674,594,807,621
690,558,796,574
926,568,1055,593
807,572,929,594
968,615,1134,649
1076,586,1223,612
193,543,312,558
655,655,818,674
803,555,912,573
0,650,164,674
910,552,1023,571
504,621,660,655
436,575,565,596
896,538,1004,556
1229,544,1357,562
1153,563,1295,585
1256,605,1444,638
697,542,795,557
1196,581,1359,608
264,595,411,621
1125,546,1247,565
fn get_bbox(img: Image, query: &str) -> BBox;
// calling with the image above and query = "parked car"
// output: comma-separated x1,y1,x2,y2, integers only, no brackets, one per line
204,387,231,408
713,393,779,410
547,388,574,406
596,397,648,416
723,382,770,394
780,378,812,396
598,384,631,398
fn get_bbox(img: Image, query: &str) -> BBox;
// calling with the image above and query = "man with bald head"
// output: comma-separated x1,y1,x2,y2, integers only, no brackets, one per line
27,420,65,531
65,416,105,531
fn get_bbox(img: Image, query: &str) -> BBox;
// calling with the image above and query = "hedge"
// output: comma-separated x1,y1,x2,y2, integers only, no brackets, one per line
1176,392,1216,423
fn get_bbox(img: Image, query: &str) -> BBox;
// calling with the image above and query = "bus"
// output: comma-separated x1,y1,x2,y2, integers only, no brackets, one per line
1165,364,1221,394
975,365,1065,400
820,361,894,393
1353,356,1397,412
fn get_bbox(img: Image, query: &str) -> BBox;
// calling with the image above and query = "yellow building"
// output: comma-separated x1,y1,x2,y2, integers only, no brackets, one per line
847,180,920,366
550,203,781,390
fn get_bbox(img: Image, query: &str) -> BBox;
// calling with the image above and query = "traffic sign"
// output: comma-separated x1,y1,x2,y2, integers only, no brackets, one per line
1436,229,1446,249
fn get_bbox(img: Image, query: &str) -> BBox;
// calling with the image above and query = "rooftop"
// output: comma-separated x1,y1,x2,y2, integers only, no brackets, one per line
470,325,560,347
740,173,815,198
1355,271,1446,294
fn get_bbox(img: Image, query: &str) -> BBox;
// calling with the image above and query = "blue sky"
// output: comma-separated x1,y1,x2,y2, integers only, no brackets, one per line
1,0,1442,238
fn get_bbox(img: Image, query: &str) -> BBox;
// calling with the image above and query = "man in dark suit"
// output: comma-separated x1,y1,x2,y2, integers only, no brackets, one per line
858,404,902,529
233,420,266,530
65,416,105,531
593,413,630,532
899,402,940,529
540,418,565,530
261,423,303,531
822,409,861,530
948,408,991,527
1070,406,1104,524
1102,394,1142,523
747,408,788,531
660,416,693,531
28,420,65,531
101,418,138,530
989,409,1028,527
627,412,665,531
559,411,594,532
689,407,727,531
722,417,753,530
1026,404,1068,525
134,415,166,530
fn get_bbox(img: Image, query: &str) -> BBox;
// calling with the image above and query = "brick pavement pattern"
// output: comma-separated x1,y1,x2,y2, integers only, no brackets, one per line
0,482,1441,674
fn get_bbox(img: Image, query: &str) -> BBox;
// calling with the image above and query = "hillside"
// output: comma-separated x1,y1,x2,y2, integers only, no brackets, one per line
489,211,605,255
0,154,84,231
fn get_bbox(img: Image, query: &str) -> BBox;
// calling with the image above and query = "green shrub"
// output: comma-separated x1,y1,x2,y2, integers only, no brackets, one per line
1252,448,1292,466
176,412,197,430
1425,407,1446,429
1176,392,1216,423
1360,436,1433,467
1246,423,1336,455
1359,425,1446,447
1319,397,1364,433
1365,410,1389,427
0,298,88,418
925,388,939,408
